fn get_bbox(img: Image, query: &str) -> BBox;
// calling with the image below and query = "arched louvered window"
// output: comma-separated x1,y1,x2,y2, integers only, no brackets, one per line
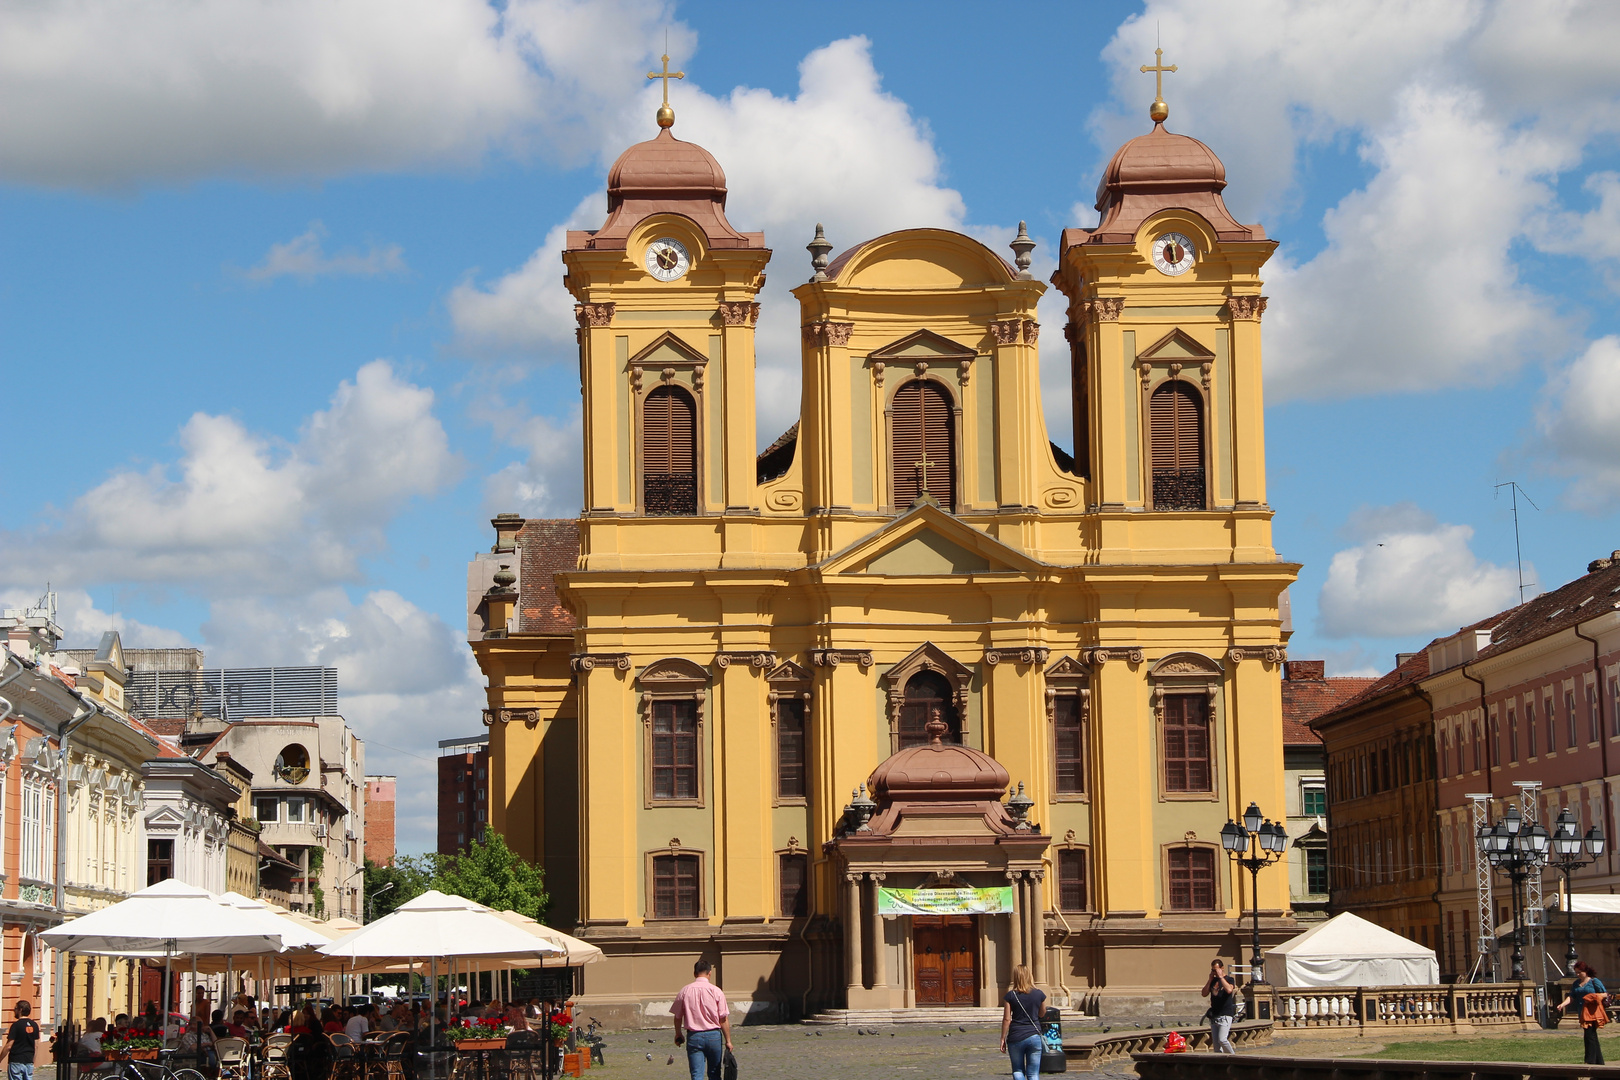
643,385,697,515
1149,380,1205,510
891,379,955,511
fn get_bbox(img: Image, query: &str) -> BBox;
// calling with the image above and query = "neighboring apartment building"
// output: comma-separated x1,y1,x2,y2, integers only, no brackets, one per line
139,742,240,894
438,736,487,856
1312,650,1443,952
364,775,396,866
1280,660,1375,920
211,754,263,898
1428,554,1620,980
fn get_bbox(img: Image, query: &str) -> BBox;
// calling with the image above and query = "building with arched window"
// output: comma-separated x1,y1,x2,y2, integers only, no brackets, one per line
471,84,1295,1024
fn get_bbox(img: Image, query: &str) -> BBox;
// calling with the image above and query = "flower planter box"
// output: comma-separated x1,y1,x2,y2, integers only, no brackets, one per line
454,1039,507,1051
130,1050,161,1061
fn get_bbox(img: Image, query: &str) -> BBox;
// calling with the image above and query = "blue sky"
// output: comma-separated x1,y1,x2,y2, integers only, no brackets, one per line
4,0,1620,853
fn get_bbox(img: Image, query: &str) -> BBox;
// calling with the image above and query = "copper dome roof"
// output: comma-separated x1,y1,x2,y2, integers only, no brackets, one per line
607,129,728,210
868,733,1010,802
1095,122,1226,209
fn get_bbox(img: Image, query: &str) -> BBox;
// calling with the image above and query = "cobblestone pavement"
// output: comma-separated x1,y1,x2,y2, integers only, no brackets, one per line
602,1023,1070,1080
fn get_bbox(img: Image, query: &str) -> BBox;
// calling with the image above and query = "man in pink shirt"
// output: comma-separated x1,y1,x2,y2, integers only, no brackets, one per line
671,960,732,1080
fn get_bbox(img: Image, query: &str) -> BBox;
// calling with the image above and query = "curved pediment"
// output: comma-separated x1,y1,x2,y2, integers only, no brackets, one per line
1149,651,1224,677
637,657,711,687
826,229,1017,290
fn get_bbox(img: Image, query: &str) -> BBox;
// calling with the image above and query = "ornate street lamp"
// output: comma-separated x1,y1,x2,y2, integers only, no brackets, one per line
1550,807,1606,967
1476,807,1551,981
1222,801,1287,983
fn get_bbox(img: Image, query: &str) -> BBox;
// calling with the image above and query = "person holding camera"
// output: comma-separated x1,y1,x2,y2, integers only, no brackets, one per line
1201,959,1237,1053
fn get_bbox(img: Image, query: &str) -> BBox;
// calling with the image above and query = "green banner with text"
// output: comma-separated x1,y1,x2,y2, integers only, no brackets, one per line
875,886,1014,916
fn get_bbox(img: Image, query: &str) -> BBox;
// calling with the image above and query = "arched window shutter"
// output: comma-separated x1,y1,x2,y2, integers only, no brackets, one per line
643,386,697,515
891,379,956,511
1149,380,1205,510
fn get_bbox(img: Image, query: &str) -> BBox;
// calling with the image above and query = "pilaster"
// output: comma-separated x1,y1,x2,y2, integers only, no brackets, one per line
718,301,762,513
576,303,619,514
577,662,638,925
1091,647,1155,915
1227,296,1268,507
714,656,771,919
1088,299,1128,507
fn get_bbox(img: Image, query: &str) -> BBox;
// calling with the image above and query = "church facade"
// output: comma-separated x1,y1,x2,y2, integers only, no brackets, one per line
469,81,1298,1022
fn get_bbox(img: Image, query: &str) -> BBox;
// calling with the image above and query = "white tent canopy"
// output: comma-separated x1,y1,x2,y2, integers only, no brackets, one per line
490,909,605,967
39,878,285,956
319,890,565,964
1268,911,1439,987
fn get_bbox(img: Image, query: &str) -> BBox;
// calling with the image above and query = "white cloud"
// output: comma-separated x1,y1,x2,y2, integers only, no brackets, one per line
1535,335,1620,510
480,407,584,518
1317,503,1521,639
0,0,689,188
202,588,483,854
0,360,460,593
1533,171,1620,267
0,588,192,651
1264,85,1568,399
245,222,406,281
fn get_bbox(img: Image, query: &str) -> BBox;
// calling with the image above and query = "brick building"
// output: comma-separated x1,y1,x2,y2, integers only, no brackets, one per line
1312,650,1444,952
364,775,396,865
438,736,488,856
1427,554,1620,980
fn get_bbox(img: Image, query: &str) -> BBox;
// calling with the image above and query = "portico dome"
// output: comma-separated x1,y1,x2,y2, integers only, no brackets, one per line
868,723,1010,802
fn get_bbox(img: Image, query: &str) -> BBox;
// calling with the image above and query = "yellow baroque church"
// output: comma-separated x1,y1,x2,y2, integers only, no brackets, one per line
469,74,1299,1023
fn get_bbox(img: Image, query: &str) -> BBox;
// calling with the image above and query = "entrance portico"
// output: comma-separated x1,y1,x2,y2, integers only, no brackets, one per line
831,715,1050,1009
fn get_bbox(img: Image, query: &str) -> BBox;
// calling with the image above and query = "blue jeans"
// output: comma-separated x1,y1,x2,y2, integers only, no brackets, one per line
9,1062,31,1080
1008,1033,1043,1080
685,1028,723,1080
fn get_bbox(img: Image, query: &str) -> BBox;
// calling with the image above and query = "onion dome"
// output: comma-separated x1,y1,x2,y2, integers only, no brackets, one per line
868,716,1010,801
607,129,728,212
1081,121,1263,245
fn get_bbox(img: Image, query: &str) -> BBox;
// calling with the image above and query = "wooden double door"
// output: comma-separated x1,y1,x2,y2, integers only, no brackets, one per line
912,915,978,1006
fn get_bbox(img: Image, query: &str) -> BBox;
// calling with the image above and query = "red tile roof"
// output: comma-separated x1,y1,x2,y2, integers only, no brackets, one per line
1309,649,1433,732
1281,661,1378,744
518,519,579,634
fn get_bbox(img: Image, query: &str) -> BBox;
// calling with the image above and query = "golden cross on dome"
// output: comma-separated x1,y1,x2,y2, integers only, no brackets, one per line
1140,47,1177,123
647,53,684,129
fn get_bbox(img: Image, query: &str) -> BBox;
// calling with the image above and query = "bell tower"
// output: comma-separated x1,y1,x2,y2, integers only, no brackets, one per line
562,67,771,569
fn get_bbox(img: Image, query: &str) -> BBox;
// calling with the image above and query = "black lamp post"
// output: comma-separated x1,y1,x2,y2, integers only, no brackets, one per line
1476,804,1550,981
1221,801,1287,983
1550,807,1606,967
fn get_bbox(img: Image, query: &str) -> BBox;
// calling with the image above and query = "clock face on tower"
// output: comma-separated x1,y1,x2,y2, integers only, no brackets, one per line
1151,232,1197,276
644,238,691,282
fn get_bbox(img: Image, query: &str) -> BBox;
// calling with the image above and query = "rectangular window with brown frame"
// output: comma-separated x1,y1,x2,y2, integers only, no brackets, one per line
651,852,702,919
1057,848,1090,911
1149,379,1205,510
1053,694,1087,796
1162,693,1212,793
776,696,807,801
778,852,808,917
1568,689,1580,748
1166,846,1217,911
1508,707,1518,763
651,698,699,801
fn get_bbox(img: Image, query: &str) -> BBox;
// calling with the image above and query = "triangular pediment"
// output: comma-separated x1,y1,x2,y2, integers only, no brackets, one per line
628,330,708,369
1044,655,1091,679
867,329,978,361
144,804,186,826
816,503,1045,577
1138,327,1216,361
766,660,812,684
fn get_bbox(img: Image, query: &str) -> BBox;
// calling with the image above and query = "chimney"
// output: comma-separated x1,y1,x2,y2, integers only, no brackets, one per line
1283,660,1325,682
1396,652,1418,668
491,513,523,554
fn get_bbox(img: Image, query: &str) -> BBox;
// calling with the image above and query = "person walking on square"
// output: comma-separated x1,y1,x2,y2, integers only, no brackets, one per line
1558,960,1609,1065
0,1001,40,1080
1201,959,1237,1053
1000,964,1046,1080
671,960,732,1080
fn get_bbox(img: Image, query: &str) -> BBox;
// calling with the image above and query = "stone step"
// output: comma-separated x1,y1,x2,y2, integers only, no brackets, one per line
804,1007,1009,1026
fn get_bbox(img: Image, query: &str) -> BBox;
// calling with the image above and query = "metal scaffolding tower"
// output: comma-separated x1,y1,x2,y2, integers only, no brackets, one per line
1516,780,1546,999
1468,793,1497,981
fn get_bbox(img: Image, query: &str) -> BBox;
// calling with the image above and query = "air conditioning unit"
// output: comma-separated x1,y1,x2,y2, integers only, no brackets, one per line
314,823,329,839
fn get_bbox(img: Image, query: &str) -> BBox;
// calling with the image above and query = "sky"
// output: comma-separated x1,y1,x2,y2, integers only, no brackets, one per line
4,0,1620,855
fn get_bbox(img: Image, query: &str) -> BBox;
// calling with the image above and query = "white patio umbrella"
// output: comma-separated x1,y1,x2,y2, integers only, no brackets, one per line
40,879,286,1036
319,891,564,1047
489,910,605,968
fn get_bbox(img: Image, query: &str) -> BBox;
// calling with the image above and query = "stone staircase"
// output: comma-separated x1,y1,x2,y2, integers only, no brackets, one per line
804,1007,1010,1026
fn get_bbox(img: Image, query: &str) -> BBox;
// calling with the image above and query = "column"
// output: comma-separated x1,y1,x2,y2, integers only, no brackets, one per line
869,874,888,989
1028,871,1045,988
845,873,865,995
1006,870,1023,971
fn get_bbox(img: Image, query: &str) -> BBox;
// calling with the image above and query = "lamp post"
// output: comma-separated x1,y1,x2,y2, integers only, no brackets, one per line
1550,807,1606,968
1221,801,1288,983
1476,804,1551,982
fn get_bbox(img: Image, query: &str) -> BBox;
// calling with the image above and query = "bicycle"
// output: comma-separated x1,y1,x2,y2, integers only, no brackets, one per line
572,1018,606,1067
109,1049,209,1080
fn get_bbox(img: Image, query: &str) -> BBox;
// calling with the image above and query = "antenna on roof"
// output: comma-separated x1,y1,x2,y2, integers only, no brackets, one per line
1494,481,1539,605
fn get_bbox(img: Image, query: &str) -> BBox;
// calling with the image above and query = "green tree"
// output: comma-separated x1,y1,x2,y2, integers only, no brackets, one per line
430,830,548,920
362,856,437,922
